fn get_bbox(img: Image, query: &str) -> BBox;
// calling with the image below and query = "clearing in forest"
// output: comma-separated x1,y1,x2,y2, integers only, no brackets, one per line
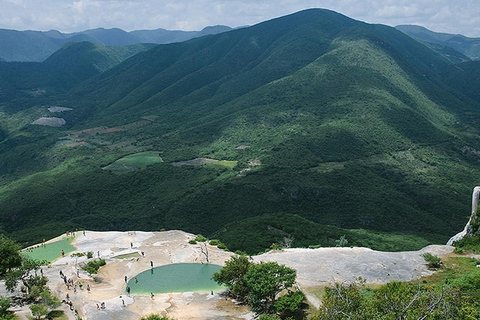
103,151,163,173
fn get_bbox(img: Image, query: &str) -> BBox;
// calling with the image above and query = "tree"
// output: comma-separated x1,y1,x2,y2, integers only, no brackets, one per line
29,304,49,320
0,296,15,320
4,258,47,297
243,262,297,314
274,291,306,314
213,255,253,298
0,234,22,277
421,253,442,269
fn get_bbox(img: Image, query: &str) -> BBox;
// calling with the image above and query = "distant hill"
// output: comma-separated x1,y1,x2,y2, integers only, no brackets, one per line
1,9,480,251
0,25,232,62
396,25,480,60
0,42,154,101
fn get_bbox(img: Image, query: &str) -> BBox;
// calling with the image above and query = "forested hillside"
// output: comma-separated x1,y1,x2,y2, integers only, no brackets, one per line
1,9,480,252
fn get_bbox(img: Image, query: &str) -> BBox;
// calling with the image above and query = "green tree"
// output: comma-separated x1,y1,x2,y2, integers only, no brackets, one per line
0,234,22,277
274,291,305,315
243,262,296,314
4,258,47,298
29,304,49,320
0,296,15,320
213,255,253,298
421,253,442,269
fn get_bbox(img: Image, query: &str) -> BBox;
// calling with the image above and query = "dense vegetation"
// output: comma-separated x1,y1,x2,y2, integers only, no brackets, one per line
213,255,306,317
396,24,480,60
1,9,480,252
313,255,480,320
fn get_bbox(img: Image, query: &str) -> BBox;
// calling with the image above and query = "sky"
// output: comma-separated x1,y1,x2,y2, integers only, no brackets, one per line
1,0,480,37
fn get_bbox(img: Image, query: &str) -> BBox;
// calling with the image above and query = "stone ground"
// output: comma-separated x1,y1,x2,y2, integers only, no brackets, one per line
1,230,454,320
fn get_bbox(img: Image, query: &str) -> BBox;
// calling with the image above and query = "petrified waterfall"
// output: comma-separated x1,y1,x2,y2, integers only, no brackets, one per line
446,186,480,245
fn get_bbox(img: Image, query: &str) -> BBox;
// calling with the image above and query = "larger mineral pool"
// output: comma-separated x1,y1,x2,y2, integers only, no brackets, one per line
127,263,224,294
22,238,75,263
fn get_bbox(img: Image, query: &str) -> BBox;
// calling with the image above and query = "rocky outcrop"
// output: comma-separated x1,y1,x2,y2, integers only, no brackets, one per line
447,186,480,245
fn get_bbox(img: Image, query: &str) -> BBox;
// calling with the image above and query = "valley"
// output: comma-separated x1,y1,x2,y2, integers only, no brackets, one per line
1,8,480,256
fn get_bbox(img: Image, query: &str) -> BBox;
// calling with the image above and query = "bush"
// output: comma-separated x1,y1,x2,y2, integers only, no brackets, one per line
82,259,106,274
87,251,94,259
258,315,281,320
421,253,442,269
209,239,220,245
194,235,207,242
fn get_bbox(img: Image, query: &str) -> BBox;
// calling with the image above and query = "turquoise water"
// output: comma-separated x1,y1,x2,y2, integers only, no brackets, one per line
22,238,75,263
127,263,224,294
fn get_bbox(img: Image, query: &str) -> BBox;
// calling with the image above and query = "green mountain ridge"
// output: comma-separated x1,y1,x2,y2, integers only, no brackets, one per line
1,9,480,251
0,42,154,102
0,25,233,62
396,24,480,60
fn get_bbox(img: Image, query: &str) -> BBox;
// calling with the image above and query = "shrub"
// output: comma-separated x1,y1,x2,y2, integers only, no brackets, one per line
188,240,197,244
209,239,220,245
194,235,207,242
82,259,106,274
421,253,442,269
87,251,94,259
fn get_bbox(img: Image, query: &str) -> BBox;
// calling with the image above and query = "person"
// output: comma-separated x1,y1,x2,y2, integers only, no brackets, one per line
150,292,154,300
87,284,90,292
61,250,65,257
78,282,83,289
66,293,70,300
101,302,105,309
135,277,138,283
150,261,153,268
126,286,131,295
96,303,100,310
122,299,125,307
130,242,133,248
124,275,127,283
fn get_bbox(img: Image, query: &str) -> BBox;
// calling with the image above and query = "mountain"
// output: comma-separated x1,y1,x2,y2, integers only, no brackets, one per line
0,26,233,62
1,9,480,251
0,42,154,102
396,25,480,60
130,25,232,44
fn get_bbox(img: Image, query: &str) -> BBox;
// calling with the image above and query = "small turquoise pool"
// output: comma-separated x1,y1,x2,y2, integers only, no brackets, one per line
22,238,75,263
127,263,224,294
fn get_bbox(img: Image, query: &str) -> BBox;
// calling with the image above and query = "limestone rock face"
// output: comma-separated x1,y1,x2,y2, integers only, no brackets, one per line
447,186,480,245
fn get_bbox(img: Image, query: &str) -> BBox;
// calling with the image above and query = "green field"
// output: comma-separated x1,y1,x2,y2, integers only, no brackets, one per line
207,160,238,169
103,151,163,173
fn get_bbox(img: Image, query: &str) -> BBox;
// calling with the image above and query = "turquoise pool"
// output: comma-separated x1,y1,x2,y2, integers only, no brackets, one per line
22,238,75,263
127,263,224,294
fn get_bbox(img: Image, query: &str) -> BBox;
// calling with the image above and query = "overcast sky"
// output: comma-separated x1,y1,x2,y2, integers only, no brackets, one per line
1,0,479,37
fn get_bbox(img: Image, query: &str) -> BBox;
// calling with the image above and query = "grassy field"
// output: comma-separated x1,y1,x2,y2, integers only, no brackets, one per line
103,151,163,173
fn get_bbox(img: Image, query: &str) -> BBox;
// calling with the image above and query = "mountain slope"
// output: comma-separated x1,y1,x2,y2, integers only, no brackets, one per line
0,42,154,102
1,9,480,248
396,25,480,60
0,26,232,62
